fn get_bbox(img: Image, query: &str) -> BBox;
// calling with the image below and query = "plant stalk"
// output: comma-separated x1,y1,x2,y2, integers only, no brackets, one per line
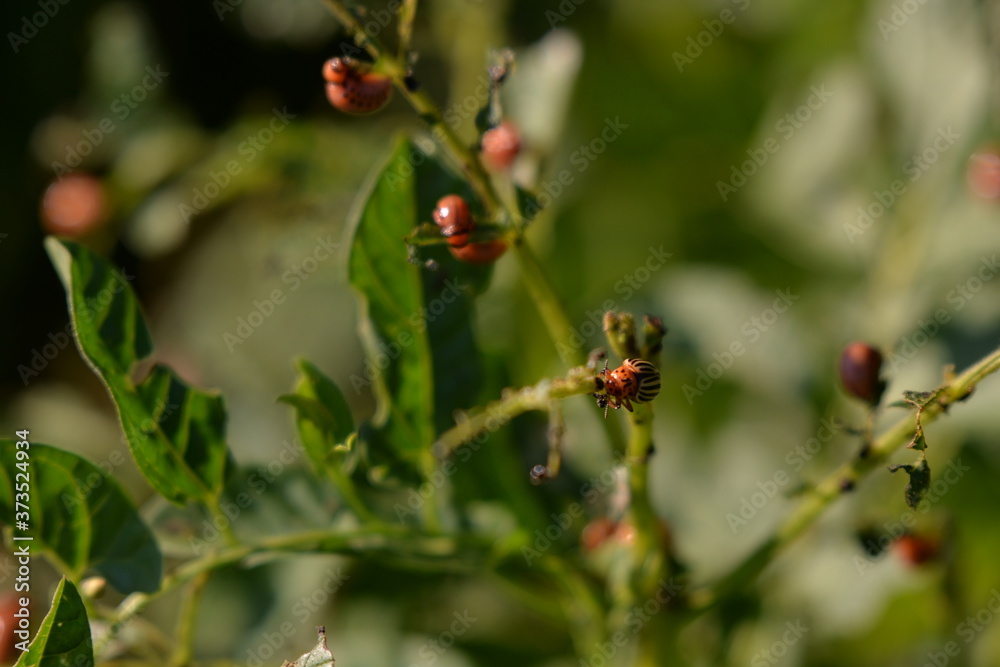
691,344,1000,610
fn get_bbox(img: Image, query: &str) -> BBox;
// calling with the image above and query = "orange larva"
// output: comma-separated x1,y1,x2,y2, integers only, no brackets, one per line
322,57,392,114
449,239,507,265
432,195,474,248
480,121,522,171
431,195,507,265
40,173,107,236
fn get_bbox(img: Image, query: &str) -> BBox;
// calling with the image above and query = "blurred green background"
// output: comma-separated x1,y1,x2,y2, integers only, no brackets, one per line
3,0,1000,664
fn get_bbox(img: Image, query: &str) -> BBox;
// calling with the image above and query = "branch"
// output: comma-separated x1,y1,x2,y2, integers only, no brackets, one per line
432,365,601,459
97,527,503,655
690,344,1000,610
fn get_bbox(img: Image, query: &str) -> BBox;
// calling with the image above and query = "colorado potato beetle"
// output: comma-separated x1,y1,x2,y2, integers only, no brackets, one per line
322,57,392,114
595,358,661,417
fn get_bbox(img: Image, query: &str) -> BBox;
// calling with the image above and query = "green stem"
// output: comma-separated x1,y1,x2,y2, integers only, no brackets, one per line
204,501,239,547
625,403,665,599
169,571,210,667
324,464,382,525
513,237,628,457
98,526,504,655
419,452,443,532
512,239,584,367
432,365,600,458
397,0,418,60
541,555,608,656
691,344,1000,610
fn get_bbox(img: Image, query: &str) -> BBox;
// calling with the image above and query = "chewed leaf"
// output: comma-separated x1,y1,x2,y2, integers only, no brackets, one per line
283,626,335,667
902,390,937,407
888,458,930,510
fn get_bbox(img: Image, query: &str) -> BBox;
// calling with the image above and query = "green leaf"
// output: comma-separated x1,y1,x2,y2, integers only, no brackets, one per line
888,458,931,510
347,137,485,477
279,359,356,474
14,578,94,667
45,238,233,506
0,441,161,593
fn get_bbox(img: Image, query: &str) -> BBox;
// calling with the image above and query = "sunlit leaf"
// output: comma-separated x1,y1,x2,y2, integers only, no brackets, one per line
347,137,485,478
46,238,233,505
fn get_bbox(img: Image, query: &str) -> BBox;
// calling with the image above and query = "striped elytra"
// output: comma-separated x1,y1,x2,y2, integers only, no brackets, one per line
599,358,661,415
322,57,392,114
